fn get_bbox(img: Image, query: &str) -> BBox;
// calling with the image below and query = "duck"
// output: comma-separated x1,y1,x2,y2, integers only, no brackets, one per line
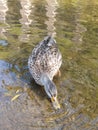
28,36,62,109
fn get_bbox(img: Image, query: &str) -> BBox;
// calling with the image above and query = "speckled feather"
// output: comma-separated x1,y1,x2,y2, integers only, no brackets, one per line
28,36,62,85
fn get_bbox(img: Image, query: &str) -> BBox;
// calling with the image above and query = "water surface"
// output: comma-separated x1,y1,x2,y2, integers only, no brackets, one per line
0,0,98,130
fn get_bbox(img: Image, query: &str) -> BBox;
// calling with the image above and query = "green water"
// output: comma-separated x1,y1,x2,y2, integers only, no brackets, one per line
0,0,98,130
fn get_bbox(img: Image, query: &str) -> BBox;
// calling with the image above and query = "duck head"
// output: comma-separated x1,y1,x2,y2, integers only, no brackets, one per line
40,74,60,109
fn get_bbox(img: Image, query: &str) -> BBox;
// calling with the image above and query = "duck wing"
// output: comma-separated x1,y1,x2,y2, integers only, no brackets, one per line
28,36,62,84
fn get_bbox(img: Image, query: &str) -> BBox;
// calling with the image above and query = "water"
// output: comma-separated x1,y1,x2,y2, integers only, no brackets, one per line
0,0,98,130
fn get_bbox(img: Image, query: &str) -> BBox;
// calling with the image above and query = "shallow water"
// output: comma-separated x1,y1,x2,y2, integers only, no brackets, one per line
0,0,98,130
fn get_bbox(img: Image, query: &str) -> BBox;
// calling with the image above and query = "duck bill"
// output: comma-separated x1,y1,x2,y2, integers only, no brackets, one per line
51,96,60,110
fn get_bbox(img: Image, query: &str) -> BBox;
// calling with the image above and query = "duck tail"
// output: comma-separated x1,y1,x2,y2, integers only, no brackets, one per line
44,35,56,45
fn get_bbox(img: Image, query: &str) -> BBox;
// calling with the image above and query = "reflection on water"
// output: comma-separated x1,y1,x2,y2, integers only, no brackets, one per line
6,0,21,27
0,0,8,39
0,0,98,130
45,0,58,37
19,0,32,42
0,0,8,23
72,0,86,44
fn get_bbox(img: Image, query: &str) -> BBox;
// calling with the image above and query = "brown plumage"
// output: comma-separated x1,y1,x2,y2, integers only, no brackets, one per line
28,36,62,109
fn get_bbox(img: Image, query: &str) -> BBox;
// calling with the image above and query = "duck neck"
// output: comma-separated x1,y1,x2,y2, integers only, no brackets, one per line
40,74,54,98
40,73,51,86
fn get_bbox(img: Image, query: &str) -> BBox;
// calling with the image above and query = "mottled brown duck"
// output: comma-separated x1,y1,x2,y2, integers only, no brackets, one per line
28,36,62,109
